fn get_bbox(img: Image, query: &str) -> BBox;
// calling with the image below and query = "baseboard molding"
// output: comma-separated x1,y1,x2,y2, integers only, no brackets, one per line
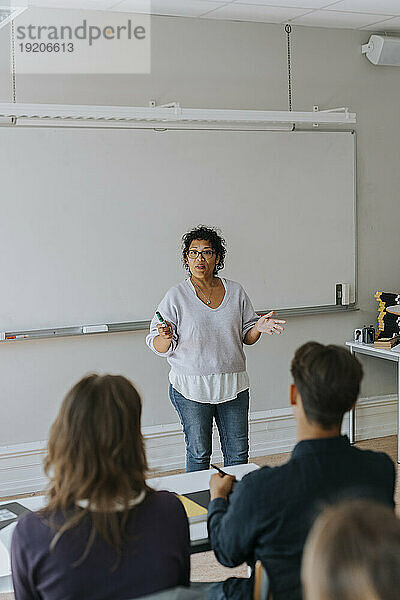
0,394,397,497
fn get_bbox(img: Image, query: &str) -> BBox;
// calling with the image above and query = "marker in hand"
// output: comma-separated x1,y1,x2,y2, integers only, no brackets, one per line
156,311,168,328
155,311,172,340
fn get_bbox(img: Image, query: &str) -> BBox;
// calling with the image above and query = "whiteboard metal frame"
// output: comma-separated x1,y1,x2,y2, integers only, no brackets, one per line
354,131,358,307
0,305,358,342
0,126,358,343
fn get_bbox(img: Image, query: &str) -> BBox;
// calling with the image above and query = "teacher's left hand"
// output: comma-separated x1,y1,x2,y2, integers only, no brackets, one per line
256,311,286,335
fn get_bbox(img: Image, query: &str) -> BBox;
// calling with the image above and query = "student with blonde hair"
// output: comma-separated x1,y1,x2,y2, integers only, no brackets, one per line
11,374,190,600
302,499,400,600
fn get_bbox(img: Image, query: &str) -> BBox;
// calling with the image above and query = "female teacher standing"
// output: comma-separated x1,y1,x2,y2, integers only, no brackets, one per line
146,225,285,472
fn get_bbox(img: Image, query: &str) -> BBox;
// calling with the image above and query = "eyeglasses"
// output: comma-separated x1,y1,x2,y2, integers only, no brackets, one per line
187,249,215,259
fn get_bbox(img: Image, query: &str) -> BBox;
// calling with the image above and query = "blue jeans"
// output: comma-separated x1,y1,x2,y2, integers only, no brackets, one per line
169,384,249,472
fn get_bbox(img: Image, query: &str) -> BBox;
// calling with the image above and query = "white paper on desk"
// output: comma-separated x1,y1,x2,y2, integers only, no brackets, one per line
0,522,17,575
391,345,400,353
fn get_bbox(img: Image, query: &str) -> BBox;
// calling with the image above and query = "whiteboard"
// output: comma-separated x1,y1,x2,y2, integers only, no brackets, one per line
0,128,355,331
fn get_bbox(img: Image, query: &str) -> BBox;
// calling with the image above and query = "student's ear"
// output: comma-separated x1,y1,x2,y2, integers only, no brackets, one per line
290,384,298,407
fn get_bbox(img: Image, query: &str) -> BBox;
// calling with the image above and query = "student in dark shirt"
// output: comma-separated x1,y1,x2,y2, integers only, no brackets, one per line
206,342,395,600
11,374,190,600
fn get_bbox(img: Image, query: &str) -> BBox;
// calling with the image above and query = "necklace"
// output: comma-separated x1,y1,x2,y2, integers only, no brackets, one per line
192,279,215,305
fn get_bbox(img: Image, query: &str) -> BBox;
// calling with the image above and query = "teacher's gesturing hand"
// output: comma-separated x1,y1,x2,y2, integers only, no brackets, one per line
256,310,286,335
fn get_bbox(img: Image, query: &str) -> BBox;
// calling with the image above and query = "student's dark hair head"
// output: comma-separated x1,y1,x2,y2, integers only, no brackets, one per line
181,225,226,276
290,342,363,428
302,499,400,600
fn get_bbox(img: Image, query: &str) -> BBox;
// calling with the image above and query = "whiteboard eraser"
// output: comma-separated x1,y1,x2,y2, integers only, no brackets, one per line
82,325,108,334
0,332,5,341
341,283,350,305
335,283,350,305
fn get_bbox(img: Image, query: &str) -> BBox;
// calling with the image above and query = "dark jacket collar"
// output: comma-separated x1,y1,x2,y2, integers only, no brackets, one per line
291,434,350,459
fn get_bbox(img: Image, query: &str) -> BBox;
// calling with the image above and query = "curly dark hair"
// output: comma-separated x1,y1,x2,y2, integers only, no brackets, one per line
181,225,226,276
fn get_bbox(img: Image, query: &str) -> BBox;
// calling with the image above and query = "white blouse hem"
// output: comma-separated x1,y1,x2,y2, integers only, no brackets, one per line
169,370,249,404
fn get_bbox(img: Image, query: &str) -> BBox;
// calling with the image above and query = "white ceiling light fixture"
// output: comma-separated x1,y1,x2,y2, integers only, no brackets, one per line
0,5,27,30
0,102,356,127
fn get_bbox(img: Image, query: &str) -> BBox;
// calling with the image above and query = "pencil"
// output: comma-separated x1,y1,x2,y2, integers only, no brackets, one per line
211,463,228,476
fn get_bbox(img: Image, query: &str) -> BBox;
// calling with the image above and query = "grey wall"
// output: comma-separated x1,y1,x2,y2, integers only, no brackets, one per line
0,13,399,446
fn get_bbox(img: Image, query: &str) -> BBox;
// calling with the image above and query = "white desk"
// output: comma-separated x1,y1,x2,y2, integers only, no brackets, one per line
346,341,400,463
0,463,258,594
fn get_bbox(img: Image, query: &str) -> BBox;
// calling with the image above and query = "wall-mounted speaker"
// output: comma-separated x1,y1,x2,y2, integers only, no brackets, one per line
362,35,400,66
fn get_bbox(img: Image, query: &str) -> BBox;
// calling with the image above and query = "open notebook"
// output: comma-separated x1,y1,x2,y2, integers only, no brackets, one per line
176,490,210,524
0,503,31,532
0,503,32,557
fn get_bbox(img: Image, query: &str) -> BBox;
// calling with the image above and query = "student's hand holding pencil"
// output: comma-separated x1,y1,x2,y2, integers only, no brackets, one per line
209,471,236,501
